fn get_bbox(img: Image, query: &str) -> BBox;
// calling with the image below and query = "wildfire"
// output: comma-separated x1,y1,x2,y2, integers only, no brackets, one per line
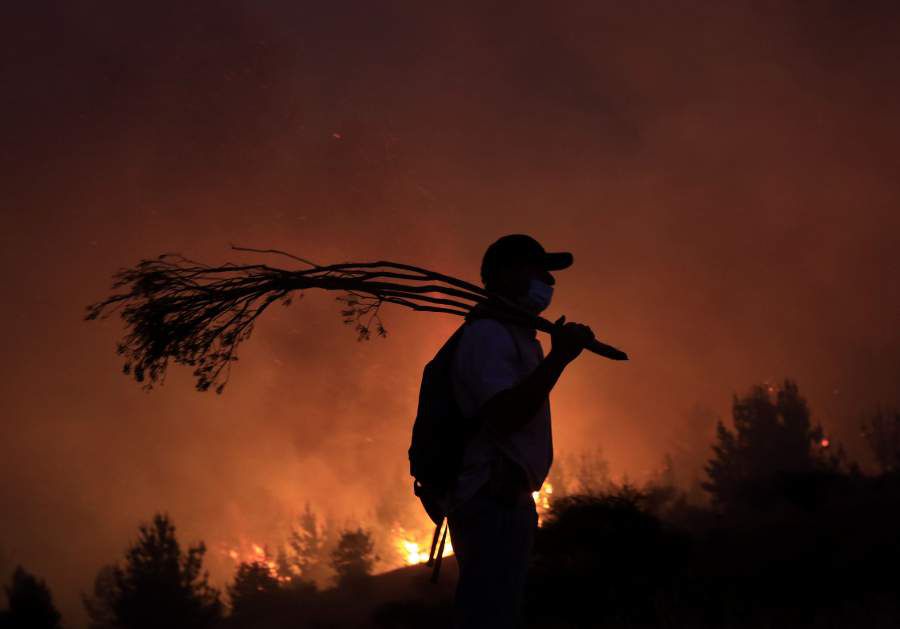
220,540,291,583
392,480,556,566
391,481,555,566
393,526,453,566
533,481,554,526
218,482,558,581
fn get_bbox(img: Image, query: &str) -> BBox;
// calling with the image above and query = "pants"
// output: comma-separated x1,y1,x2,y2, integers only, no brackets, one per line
447,481,538,629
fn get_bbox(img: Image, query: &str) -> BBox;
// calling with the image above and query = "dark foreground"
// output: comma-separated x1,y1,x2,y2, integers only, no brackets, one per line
4,384,899,628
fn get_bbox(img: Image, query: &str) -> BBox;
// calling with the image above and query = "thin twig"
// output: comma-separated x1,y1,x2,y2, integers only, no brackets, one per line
229,243,320,268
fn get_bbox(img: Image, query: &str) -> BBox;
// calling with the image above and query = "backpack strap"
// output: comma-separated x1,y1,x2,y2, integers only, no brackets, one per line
426,517,449,582
417,310,525,584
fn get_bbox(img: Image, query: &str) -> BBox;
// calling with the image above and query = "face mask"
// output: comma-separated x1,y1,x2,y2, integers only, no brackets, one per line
517,278,554,314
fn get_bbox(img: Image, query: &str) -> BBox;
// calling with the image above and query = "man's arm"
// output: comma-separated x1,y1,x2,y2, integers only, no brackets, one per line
478,350,569,436
479,316,595,437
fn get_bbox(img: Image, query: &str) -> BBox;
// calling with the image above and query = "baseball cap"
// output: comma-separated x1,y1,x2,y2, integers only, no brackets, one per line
480,234,574,285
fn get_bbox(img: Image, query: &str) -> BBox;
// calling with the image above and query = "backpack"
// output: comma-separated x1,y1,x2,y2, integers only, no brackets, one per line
408,311,523,582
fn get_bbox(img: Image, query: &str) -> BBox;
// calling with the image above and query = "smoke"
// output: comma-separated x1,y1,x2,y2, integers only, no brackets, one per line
1,1,898,624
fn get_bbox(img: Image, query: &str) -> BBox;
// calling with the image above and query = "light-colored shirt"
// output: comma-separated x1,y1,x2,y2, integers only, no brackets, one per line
447,317,553,512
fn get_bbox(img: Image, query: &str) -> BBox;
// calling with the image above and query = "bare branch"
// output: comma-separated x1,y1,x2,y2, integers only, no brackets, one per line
85,247,627,395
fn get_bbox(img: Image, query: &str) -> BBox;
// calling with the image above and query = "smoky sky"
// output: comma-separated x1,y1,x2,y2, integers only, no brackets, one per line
2,1,899,624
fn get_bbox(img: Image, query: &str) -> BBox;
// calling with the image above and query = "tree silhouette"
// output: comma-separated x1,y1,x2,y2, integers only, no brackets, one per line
330,528,377,589
702,379,839,510
640,453,685,516
226,561,281,624
82,513,222,629
283,502,328,584
667,402,721,502
860,405,900,474
0,566,61,629
529,486,690,626
226,560,317,628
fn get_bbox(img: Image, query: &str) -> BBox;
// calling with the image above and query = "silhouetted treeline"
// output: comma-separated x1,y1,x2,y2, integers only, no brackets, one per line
82,513,222,629
0,566,62,629
3,379,899,628
520,381,900,628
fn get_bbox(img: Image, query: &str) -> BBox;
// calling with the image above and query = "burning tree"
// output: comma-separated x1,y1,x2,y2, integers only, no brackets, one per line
84,245,626,394
284,502,329,583
249,502,336,589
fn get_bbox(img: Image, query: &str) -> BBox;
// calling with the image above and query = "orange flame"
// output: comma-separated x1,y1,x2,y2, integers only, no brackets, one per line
533,481,554,527
390,480,556,566
219,540,291,583
392,525,453,566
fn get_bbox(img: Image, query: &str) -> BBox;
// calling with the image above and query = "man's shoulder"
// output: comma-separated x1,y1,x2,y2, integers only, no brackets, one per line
465,316,509,333
460,317,514,343
455,318,518,360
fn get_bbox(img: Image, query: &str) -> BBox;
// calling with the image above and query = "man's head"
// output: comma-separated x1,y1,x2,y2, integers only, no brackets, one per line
480,234,573,314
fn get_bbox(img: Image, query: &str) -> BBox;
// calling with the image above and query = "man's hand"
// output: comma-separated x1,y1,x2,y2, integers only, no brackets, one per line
549,315,595,364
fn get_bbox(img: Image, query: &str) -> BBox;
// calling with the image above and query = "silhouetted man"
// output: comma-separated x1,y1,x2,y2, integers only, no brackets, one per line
447,234,595,628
